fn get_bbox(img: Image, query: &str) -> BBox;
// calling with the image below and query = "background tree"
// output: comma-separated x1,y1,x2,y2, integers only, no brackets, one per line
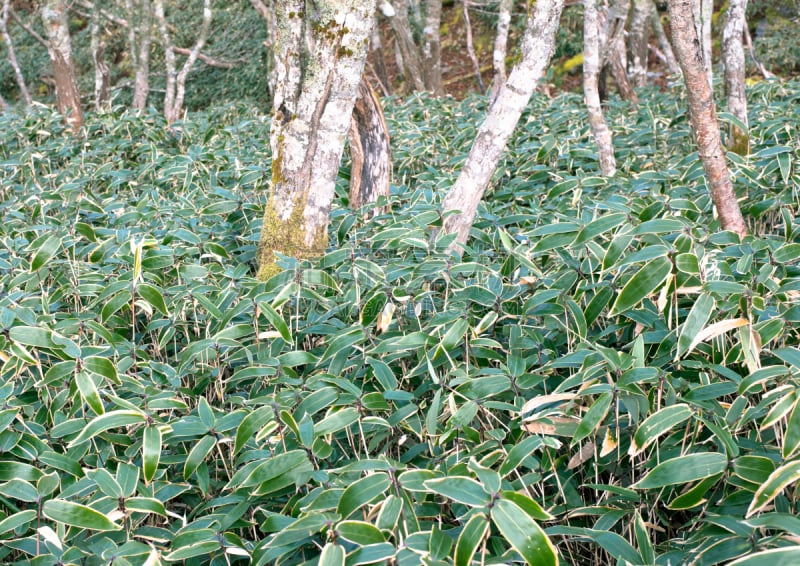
584,0,616,175
385,0,443,94
90,6,110,110
128,0,153,111
628,0,651,87
441,0,564,249
41,0,82,133
1,0,31,105
723,0,749,154
490,0,513,100
668,0,747,238
348,77,391,214
257,0,377,279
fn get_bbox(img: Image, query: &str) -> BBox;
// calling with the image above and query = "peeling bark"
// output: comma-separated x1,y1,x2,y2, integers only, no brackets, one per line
154,0,212,123
441,0,564,251
628,0,651,87
650,4,681,76
723,0,749,154
348,77,391,214
490,0,512,101
669,0,747,239
1,0,31,105
584,0,616,176
258,0,377,279
42,0,83,133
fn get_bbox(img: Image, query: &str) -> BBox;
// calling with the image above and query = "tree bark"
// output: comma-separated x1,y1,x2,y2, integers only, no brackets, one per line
369,19,391,94
348,77,391,214
388,0,426,91
490,0,512,101
91,7,110,111
650,3,681,76
584,0,616,176
1,0,32,105
628,0,651,87
723,0,749,154
42,0,83,133
668,0,747,239
693,0,713,87
129,0,152,111
422,0,443,94
248,0,278,98
154,0,212,123
441,0,564,251
257,0,377,279
603,0,638,102
463,0,485,92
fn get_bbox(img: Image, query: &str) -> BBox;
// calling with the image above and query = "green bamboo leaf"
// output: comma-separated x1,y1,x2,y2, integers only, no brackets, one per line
609,257,672,315
572,392,613,446
337,473,390,519
84,356,120,384
76,371,104,415
774,347,800,370
491,498,558,566
125,497,167,516
728,547,800,565
677,294,715,358
667,474,722,510
9,326,55,349
142,425,161,483
137,283,169,316
634,511,655,564
629,404,693,457
344,543,395,565
361,292,387,327
747,461,800,517
633,453,728,489
574,213,627,245
68,409,147,447
424,476,490,507
234,406,274,455
455,514,490,566
784,399,800,459
319,543,345,566
0,510,37,534
184,434,216,480
335,520,386,545
43,499,122,531
164,541,221,561
30,234,62,271
500,491,554,521
257,301,292,342
315,407,359,437
0,479,39,502
87,468,124,498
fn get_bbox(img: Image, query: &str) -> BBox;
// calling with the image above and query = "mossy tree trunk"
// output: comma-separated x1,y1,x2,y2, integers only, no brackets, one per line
723,0,749,154
584,0,616,176
257,0,377,280
42,0,83,133
440,0,564,252
669,0,748,239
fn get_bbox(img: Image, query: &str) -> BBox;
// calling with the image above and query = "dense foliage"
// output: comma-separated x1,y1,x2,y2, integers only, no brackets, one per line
0,81,799,565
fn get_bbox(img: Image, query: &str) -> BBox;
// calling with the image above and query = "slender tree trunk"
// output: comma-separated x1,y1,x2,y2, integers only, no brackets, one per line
723,0,749,154
491,0,513,101
1,0,31,105
603,0,638,102
669,0,747,238
441,0,565,250
248,0,278,99
650,3,681,76
91,8,110,111
257,0,377,279
422,0,443,94
42,0,83,133
130,0,152,111
743,25,775,80
370,21,391,94
628,0,651,87
349,77,391,214
585,0,616,176
463,0,485,92
693,0,713,87
154,0,212,123
388,0,426,91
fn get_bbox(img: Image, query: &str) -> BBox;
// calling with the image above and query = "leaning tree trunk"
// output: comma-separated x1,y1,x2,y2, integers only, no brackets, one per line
441,0,564,250
650,3,681,76
585,0,616,176
257,0,377,279
42,0,83,133
628,0,651,88
348,77,391,214
722,0,749,154
669,0,748,239
1,0,32,105
490,0,513,101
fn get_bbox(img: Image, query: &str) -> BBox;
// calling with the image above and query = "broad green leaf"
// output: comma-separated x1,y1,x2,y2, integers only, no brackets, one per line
30,235,62,271
728,547,800,565
784,399,800,459
634,511,655,564
774,347,800,370
633,453,728,489
67,409,147,447
500,491,554,521
424,476,490,507
184,435,217,480
344,543,395,566
76,371,104,415
257,300,292,342
667,474,722,509
335,521,386,545
126,497,167,516
0,479,38,502
9,326,55,349
234,406,274,454
677,294,715,358
142,425,161,483
319,543,345,566
315,408,359,437
629,404,693,456
337,473,390,519
572,392,613,446
0,510,36,534
88,468,124,498
164,541,221,561
84,356,119,384
43,499,122,531
138,283,169,316
747,461,800,517
610,257,672,315
455,514,490,566
491,498,557,566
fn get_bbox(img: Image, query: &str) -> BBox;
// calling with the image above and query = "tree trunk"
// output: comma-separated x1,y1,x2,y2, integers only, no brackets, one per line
490,0,513,101
650,3,681,76
668,0,747,239
41,0,83,133
91,8,110,111
422,0,443,94
0,90,7,111
723,0,749,154
628,0,651,87
463,0,485,92
388,0,426,91
129,0,152,111
257,0,377,279
1,0,32,105
248,0,278,99
584,0,616,176
348,77,391,214
693,0,713,87
603,0,638,102
154,0,212,123
441,0,564,251
369,21,392,94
